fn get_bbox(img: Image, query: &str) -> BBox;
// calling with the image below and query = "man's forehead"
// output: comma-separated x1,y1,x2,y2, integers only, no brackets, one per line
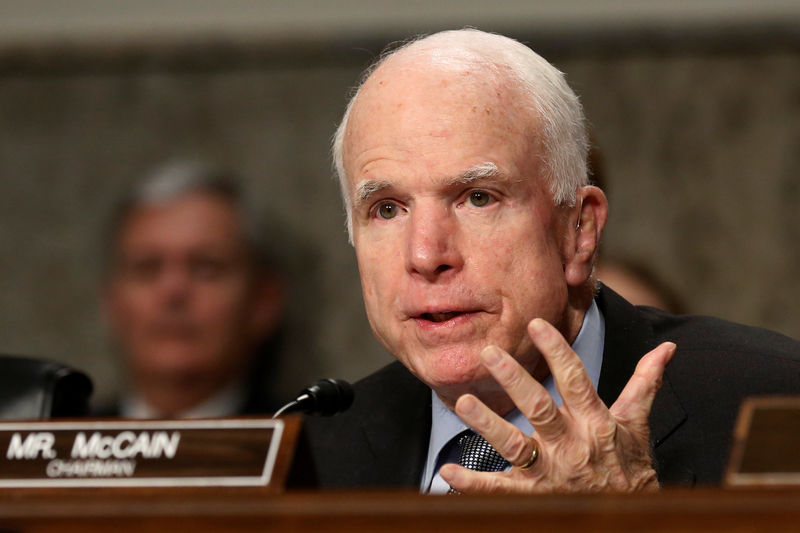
346,66,525,155
342,41,545,208
115,194,247,248
347,47,531,143
361,50,501,104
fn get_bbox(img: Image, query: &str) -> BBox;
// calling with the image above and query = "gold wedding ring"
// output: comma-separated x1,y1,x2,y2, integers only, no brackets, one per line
518,438,540,470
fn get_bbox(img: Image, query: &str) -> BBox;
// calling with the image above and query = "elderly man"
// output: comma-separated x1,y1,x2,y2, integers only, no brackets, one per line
298,29,800,492
98,161,285,418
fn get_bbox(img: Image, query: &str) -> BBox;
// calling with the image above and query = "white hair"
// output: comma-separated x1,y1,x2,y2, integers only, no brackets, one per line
332,29,589,242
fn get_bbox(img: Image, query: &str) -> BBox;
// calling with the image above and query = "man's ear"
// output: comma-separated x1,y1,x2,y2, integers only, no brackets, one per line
563,185,608,287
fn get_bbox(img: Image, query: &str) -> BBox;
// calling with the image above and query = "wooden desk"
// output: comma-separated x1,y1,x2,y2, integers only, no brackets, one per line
0,488,798,532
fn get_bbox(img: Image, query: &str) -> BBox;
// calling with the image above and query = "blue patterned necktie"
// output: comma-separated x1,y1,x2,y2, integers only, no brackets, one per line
448,430,509,494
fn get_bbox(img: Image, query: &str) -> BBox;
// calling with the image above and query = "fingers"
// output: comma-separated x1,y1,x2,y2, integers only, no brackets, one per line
527,318,604,416
443,394,539,494
478,345,567,442
444,320,672,495
439,463,517,494
454,394,539,467
610,342,676,434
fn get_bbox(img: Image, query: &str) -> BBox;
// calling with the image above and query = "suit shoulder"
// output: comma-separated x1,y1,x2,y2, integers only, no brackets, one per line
640,306,800,364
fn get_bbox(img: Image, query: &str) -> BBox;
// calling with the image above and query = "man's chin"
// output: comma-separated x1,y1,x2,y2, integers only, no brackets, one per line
413,359,492,398
134,347,211,376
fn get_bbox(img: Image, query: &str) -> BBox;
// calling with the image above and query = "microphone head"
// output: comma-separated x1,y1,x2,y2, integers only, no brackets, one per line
301,378,354,416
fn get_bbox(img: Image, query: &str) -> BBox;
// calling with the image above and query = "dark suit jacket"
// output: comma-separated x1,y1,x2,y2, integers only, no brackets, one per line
296,286,800,488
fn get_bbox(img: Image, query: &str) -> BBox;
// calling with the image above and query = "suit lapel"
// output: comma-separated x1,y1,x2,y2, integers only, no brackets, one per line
357,362,432,487
596,286,687,453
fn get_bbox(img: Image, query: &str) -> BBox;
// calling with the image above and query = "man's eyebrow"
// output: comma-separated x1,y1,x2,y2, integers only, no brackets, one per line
354,163,510,207
354,179,392,206
451,162,505,185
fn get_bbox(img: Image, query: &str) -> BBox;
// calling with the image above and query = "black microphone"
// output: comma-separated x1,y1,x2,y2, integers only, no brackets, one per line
272,378,354,418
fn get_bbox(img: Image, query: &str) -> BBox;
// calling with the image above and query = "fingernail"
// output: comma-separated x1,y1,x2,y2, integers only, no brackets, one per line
666,342,677,360
528,318,546,334
458,394,477,415
480,345,503,366
439,464,457,482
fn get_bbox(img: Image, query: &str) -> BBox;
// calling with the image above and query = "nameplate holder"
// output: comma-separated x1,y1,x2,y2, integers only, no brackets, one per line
726,396,800,487
0,417,298,490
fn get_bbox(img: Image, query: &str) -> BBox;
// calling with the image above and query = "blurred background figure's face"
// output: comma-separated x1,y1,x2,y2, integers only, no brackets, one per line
104,192,274,408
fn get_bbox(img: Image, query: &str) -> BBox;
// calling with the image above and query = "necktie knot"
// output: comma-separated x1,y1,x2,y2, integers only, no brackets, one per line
447,430,508,494
456,430,509,472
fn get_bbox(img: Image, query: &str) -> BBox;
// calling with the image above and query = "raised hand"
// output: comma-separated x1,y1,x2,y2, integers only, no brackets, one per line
440,318,676,493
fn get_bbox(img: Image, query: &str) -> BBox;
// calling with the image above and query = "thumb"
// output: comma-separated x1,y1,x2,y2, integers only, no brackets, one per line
609,342,676,435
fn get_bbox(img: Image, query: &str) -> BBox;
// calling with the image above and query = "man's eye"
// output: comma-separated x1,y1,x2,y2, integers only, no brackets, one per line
469,191,491,207
191,259,226,280
123,258,161,281
377,203,398,220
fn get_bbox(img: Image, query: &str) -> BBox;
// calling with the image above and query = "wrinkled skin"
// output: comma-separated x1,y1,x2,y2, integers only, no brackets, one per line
440,319,674,493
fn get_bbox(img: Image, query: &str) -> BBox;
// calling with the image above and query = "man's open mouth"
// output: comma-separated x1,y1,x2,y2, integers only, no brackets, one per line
420,312,464,323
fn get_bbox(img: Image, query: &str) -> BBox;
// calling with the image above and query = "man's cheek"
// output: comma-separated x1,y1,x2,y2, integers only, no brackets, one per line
362,264,390,300
362,281,376,299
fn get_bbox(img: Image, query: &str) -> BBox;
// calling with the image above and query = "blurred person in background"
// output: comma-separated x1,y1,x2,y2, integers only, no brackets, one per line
96,160,285,418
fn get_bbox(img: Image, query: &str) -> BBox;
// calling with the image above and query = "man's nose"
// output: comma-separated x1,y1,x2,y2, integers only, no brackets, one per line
158,266,192,306
405,205,463,282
